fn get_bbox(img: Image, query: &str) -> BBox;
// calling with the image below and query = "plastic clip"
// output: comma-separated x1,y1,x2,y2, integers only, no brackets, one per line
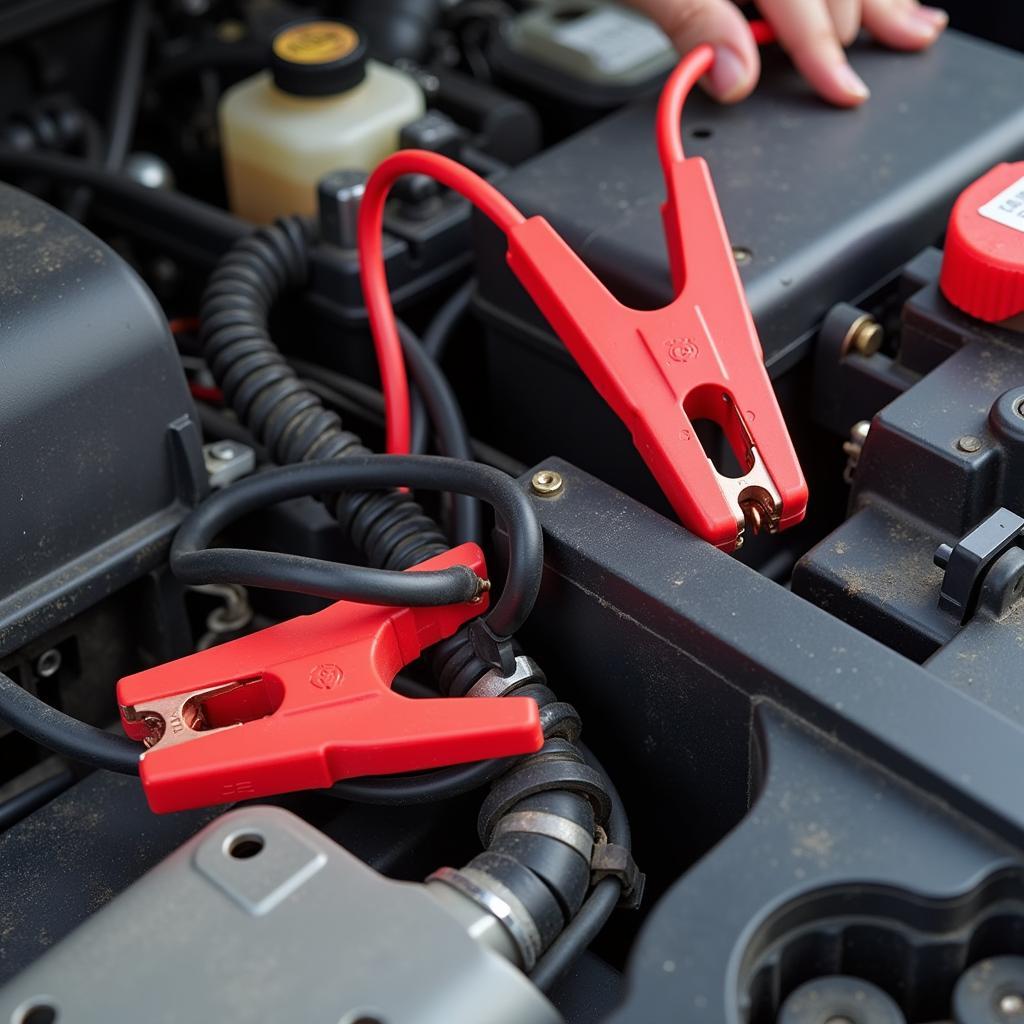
117,544,544,813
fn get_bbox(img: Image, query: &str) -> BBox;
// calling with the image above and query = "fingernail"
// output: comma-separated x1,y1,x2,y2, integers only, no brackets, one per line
835,63,870,101
917,5,949,28
708,46,751,101
905,5,948,39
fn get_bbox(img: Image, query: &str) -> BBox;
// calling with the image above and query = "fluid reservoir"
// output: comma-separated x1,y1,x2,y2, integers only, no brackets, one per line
219,20,424,223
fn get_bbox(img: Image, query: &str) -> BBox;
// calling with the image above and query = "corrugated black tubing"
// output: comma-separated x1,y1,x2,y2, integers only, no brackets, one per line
199,216,449,571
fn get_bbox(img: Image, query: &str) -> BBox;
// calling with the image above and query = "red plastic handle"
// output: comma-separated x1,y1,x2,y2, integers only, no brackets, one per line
118,545,543,813
505,157,807,549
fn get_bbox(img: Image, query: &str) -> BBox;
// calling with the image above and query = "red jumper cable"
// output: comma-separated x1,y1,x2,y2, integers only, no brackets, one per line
358,22,808,551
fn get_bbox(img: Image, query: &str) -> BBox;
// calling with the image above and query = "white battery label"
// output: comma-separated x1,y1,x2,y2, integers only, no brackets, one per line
978,175,1024,235
552,9,670,76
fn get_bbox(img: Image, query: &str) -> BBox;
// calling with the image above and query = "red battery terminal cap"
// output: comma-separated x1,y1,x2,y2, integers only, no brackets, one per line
941,162,1024,324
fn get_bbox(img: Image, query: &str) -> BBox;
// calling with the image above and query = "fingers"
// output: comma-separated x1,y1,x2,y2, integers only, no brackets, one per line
862,0,948,50
827,0,861,45
635,0,948,110
756,0,870,105
629,0,762,102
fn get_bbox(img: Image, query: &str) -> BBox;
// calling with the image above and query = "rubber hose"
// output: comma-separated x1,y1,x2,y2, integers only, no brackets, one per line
199,216,449,570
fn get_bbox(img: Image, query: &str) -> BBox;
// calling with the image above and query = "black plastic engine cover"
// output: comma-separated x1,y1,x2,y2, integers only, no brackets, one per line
0,183,205,655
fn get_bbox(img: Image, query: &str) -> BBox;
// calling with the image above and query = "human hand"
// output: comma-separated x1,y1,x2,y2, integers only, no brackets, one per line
627,0,948,106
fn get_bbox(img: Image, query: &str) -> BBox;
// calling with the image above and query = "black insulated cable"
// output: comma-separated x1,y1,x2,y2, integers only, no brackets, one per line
398,321,481,542
0,672,139,775
171,456,543,637
424,277,475,362
410,280,474,454
0,768,75,832
104,0,151,171
329,756,513,805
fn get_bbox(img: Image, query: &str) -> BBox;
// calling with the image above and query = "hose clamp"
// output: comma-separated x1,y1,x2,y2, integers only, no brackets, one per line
591,841,645,911
492,810,593,863
467,655,546,699
428,866,544,970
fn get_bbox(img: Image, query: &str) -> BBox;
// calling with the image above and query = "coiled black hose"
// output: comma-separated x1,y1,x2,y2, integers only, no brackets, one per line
199,217,478,563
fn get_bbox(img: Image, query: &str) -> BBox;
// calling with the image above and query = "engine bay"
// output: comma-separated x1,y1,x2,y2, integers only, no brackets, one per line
1,2,1024,1021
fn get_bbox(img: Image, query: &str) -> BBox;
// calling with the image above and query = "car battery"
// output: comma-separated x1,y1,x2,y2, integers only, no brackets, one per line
471,28,1024,535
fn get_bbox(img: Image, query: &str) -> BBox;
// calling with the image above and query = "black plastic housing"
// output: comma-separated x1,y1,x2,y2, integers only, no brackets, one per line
0,182,204,655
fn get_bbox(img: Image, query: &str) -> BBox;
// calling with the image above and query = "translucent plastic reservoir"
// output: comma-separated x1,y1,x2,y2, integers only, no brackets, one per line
220,60,424,223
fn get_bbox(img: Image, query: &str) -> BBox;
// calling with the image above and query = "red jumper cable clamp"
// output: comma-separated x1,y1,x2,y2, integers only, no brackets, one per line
503,44,807,551
117,544,543,813
359,23,807,551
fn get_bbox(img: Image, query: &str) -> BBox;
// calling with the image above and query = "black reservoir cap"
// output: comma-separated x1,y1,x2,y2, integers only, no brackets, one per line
271,20,368,97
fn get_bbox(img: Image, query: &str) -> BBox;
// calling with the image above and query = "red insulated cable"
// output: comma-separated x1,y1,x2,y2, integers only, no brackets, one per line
357,149,526,455
358,22,774,455
657,20,776,173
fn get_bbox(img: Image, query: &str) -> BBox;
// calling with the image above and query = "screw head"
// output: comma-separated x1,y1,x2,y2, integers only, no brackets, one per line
531,470,564,496
35,648,62,679
956,435,984,453
732,246,753,265
1000,992,1024,1016
209,442,237,461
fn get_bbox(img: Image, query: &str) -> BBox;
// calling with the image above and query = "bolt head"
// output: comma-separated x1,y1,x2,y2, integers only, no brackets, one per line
1000,992,1024,1016
851,420,871,443
210,443,237,461
840,315,883,358
956,435,984,453
732,246,753,265
852,321,883,356
35,649,62,679
531,470,564,496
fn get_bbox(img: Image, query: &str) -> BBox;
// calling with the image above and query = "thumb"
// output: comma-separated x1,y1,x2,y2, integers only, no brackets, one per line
630,0,761,102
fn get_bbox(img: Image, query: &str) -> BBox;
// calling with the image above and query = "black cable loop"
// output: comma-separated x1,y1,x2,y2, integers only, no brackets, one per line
171,457,542,638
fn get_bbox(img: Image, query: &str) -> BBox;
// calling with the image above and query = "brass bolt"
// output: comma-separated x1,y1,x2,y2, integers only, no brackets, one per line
956,435,984,453
842,314,883,357
530,470,564,497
